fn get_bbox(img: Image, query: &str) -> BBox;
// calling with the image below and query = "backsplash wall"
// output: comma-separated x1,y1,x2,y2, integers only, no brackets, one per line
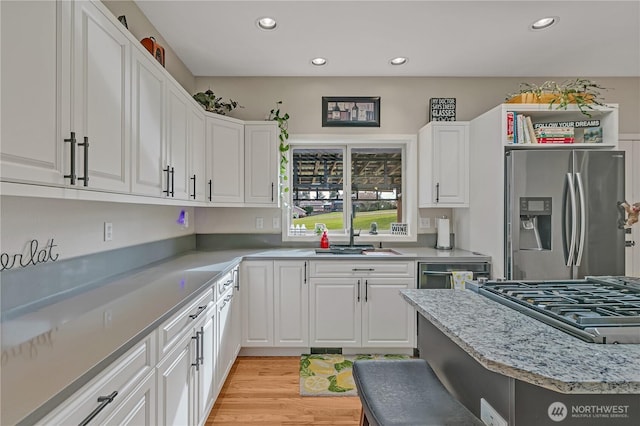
0,197,195,262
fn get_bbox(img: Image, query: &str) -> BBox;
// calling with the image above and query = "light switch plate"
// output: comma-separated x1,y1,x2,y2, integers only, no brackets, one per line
256,217,264,229
419,217,431,228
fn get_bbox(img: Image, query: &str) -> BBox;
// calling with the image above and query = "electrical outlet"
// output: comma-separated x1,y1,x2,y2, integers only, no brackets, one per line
272,217,280,229
256,217,264,229
480,398,507,426
104,222,113,241
419,217,431,228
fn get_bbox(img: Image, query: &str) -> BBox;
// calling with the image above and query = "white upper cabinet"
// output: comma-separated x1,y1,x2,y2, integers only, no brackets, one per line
71,0,131,192
131,48,166,196
205,115,245,204
1,0,65,185
165,84,191,200
418,121,469,207
189,106,207,201
244,122,279,206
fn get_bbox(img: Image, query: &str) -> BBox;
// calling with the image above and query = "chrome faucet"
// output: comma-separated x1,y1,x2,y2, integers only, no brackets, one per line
349,209,360,246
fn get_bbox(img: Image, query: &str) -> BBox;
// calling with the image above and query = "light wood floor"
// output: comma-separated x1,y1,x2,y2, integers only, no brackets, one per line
206,356,362,425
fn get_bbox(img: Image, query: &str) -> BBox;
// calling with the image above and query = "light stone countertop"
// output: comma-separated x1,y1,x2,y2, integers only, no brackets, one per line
0,246,488,425
401,289,640,394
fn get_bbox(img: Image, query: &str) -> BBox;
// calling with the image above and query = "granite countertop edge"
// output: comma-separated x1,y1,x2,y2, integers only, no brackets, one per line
401,289,640,395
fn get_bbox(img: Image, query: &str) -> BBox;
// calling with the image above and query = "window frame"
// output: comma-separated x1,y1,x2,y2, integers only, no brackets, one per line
282,134,417,243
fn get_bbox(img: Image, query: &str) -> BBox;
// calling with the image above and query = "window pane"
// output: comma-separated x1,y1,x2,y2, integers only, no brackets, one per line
291,148,344,232
351,148,402,234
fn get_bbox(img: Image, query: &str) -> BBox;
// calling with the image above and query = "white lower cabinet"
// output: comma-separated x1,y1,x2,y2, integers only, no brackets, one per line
309,261,416,348
241,260,309,347
38,335,156,425
156,288,215,426
156,330,196,426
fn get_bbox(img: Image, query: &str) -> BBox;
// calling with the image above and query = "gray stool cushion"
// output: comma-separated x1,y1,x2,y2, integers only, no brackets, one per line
352,359,483,426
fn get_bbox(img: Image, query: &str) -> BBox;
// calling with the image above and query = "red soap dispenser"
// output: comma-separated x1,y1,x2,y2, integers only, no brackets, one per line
320,230,330,249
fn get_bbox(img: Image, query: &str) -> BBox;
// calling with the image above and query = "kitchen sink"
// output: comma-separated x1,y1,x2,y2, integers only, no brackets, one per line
315,245,401,255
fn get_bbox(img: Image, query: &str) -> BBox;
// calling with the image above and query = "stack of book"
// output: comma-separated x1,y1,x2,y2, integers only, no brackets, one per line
534,126,575,144
506,112,538,144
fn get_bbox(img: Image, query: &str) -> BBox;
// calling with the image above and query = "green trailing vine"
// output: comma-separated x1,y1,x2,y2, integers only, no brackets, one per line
269,101,290,200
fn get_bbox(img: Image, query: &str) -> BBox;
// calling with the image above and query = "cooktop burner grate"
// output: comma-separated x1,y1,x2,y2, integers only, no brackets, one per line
477,277,640,343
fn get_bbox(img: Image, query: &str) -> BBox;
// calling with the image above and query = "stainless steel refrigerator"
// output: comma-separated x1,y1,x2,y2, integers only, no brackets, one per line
505,149,625,280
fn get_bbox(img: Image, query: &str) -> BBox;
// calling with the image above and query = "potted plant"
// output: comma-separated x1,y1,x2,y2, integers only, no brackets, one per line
193,89,242,115
506,78,608,117
268,101,291,200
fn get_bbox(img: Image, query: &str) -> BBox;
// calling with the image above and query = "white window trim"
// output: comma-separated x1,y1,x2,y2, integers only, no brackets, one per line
281,134,417,243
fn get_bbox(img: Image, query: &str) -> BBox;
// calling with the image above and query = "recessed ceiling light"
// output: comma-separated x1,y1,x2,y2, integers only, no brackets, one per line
531,16,557,30
257,17,277,30
389,57,408,66
311,57,327,66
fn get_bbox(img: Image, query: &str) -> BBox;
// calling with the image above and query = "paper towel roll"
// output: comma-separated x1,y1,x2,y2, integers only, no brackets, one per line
436,216,451,249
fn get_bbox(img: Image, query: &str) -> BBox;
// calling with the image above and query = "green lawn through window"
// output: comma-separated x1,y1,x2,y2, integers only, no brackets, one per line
293,210,399,233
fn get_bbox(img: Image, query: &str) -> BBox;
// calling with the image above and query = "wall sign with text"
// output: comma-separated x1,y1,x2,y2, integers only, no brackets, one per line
429,98,456,121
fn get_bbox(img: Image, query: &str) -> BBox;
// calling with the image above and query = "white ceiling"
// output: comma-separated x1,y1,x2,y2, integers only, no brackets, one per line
134,0,640,77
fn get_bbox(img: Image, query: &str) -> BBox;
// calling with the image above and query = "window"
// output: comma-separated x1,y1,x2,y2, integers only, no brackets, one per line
284,136,416,242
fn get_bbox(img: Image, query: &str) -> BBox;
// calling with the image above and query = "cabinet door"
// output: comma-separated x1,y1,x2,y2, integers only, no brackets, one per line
73,0,130,192
241,261,274,346
1,0,66,185
196,307,216,426
205,116,244,203
274,261,309,346
189,106,207,201
101,370,156,426
166,83,190,200
216,289,237,391
361,278,416,347
309,278,361,347
230,276,243,358
131,48,165,196
156,332,197,426
245,123,278,206
419,122,469,207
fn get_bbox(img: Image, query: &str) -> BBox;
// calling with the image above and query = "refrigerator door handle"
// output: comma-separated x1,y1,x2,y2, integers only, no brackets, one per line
565,173,577,266
575,172,586,266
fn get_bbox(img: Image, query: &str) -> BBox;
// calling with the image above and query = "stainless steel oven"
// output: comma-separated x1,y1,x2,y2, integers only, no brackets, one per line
418,262,491,289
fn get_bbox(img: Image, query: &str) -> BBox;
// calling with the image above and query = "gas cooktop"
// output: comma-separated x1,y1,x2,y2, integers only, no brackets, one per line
475,276,640,344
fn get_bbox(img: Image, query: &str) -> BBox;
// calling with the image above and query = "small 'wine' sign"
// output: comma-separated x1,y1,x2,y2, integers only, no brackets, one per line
429,98,456,122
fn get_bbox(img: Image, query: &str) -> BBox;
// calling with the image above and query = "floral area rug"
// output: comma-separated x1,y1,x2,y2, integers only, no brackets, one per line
299,353,410,396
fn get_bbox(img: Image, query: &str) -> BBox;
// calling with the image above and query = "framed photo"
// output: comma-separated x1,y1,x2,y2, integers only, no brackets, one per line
322,96,380,127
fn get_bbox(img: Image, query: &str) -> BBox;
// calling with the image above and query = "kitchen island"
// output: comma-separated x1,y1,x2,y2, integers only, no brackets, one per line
401,289,640,425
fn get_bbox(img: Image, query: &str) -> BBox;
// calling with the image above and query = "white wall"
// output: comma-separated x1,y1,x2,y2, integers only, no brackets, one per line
101,0,196,94
0,197,194,261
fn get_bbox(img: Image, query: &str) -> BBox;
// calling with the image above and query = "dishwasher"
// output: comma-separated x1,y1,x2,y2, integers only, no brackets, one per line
418,261,491,289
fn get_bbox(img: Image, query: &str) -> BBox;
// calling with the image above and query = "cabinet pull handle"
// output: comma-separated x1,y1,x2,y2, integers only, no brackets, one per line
64,132,77,185
234,268,239,291
352,268,374,272
77,136,89,186
189,305,207,319
208,179,212,201
436,182,440,203
198,327,204,365
191,334,200,371
78,391,118,426
271,182,274,202
357,280,360,302
163,166,171,196
170,166,175,197
191,174,196,199
304,261,307,284
365,279,368,302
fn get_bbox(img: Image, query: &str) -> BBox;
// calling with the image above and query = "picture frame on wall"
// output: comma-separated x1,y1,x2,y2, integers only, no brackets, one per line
322,96,380,127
